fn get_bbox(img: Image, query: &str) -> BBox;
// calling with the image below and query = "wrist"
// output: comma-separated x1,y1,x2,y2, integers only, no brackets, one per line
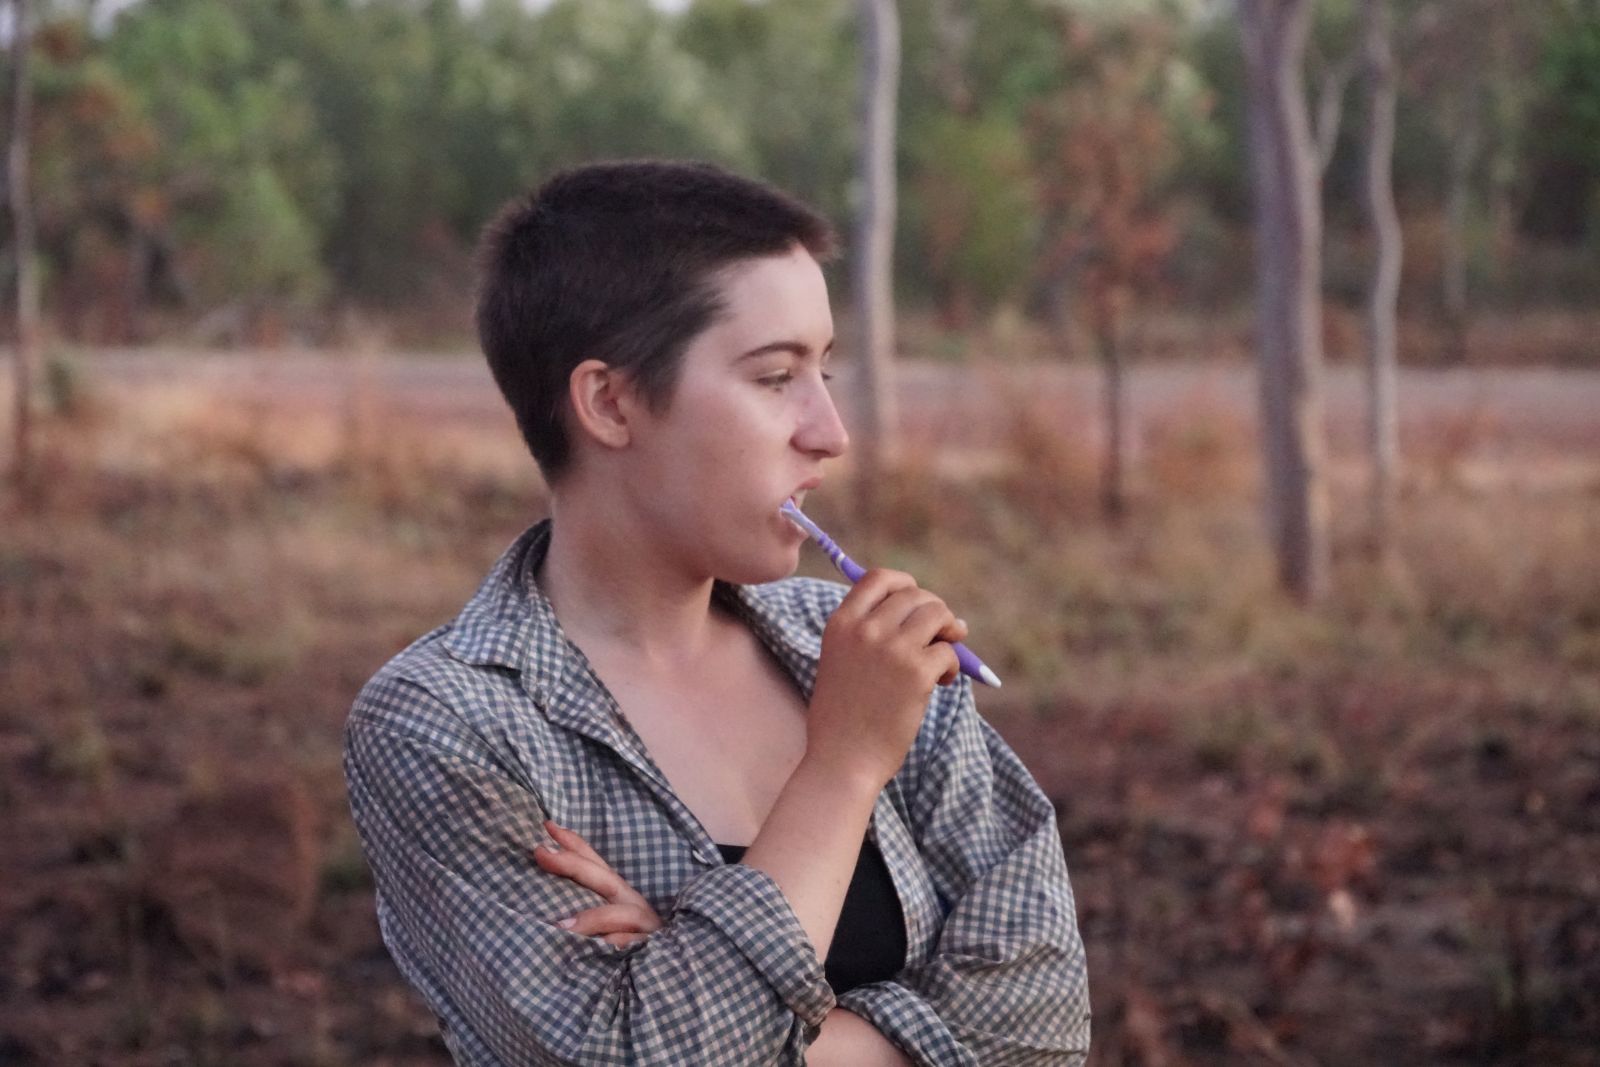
795,747,891,799
808,1007,915,1067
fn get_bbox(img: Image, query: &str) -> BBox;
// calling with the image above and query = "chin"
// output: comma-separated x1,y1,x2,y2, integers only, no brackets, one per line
719,547,801,586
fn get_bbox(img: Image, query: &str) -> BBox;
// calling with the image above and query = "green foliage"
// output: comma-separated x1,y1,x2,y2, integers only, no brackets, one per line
903,112,1038,317
1535,0,1600,164
82,0,336,308
1523,0,1600,241
6,0,1587,334
209,165,327,301
678,0,856,224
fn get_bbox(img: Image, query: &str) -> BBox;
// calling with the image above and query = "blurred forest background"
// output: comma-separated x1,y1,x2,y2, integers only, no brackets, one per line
0,0,1596,348
2,0,1598,1064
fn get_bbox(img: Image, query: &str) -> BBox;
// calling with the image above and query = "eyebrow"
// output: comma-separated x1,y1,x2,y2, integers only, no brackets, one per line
737,338,835,362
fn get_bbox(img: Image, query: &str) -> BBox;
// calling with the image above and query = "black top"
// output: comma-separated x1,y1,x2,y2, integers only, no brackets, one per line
715,837,907,996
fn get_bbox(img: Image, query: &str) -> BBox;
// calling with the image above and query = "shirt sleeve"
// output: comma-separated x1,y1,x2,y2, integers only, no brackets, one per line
834,679,1092,1066
343,671,835,1066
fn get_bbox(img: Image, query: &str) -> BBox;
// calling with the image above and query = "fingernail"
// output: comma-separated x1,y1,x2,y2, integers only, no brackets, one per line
538,842,560,855
557,917,575,929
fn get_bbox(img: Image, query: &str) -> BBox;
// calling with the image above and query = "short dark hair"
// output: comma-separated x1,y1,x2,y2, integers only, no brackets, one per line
475,159,838,483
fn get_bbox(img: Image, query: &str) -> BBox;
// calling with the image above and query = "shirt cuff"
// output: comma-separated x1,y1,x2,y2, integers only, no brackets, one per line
836,981,976,1067
670,862,837,1034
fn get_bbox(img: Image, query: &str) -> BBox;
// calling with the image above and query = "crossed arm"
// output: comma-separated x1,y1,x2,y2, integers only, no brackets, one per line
533,818,911,1066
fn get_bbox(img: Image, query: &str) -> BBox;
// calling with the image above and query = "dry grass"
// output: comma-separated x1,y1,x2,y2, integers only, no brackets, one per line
2,356,1598,1064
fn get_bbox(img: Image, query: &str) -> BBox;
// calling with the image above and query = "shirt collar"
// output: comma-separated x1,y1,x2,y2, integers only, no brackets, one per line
442,520,825,724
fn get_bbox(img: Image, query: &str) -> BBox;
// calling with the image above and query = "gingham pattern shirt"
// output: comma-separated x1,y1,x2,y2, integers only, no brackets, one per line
344,520,1091,1065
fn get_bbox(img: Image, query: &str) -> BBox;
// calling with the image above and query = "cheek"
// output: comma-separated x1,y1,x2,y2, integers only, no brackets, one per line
677,391,780,465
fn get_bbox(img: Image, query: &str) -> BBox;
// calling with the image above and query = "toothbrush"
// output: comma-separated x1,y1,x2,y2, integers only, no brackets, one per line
780,499,1003,688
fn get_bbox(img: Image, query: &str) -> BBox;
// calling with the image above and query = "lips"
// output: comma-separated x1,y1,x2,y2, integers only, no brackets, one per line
790,477,823,508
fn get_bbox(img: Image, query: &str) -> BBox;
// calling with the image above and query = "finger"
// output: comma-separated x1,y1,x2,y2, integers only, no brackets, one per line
923,642,961,687
544,820,610,869
835,568,917,617
900,598,958,647
875,587,946,631
557,902,662,938
533,844,632,901
533,843,656,910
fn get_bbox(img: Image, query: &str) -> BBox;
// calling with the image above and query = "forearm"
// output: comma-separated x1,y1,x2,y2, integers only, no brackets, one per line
804,1007,914,1067
740,754,881,966
348,716,832,1064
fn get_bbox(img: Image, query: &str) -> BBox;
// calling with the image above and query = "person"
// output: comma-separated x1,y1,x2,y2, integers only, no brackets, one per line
343,159,1091,1066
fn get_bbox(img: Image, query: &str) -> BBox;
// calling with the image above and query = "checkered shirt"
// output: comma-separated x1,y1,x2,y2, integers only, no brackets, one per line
344,520,1091,1065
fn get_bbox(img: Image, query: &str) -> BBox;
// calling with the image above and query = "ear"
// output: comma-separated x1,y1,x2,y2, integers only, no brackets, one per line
567,358,640,451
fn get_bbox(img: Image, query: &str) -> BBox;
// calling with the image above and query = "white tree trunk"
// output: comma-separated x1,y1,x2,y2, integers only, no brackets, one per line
1362,0,1402,558
1238,0,1330,603
9,0,40,490
853,0,900,525
1314,51,1358,176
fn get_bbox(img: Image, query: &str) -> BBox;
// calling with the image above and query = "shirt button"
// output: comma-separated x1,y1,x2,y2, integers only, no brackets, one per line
693,847,715,865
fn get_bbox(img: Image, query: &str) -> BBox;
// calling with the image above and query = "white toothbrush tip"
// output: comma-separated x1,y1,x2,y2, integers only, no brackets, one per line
978,665,1003,688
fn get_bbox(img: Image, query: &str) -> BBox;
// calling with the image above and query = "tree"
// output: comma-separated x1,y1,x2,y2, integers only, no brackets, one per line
852,0,899,530
908,112,1036,329
106,0,334,330
1402,0,1550,353
9,0,40,489
900,0,1035,328
1029,8,1193,523
897,0,1068,319
677,0,856,227
1237,0,1331,603
1359,0,1401,558
1519,0,1600,245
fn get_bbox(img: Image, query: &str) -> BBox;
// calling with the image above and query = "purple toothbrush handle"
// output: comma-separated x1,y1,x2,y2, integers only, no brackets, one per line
806,525,867,582
950,641,988,682
834,555,868,583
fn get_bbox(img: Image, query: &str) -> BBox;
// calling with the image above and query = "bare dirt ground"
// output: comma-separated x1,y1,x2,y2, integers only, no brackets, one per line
75,347,1600,450
2,350,1598,1065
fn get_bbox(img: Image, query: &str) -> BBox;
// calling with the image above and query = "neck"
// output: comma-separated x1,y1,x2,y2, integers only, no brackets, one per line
536,491,724,669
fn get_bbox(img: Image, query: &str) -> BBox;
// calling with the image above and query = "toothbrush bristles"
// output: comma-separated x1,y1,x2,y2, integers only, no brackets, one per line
780,499,827,543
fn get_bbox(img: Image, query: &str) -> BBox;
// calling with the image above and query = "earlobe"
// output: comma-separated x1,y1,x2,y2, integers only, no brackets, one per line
568,359,633,450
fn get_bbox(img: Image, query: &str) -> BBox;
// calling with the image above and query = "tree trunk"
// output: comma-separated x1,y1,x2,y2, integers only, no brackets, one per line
853,0,900,531
9,0,40,492
1314,51,1357,176
1097,318,1129,525
1361,0,1402,560
1238,0,1330,604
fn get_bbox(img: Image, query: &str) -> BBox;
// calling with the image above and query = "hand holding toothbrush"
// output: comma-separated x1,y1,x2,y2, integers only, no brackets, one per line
801,566,972,790
781,500,1002,689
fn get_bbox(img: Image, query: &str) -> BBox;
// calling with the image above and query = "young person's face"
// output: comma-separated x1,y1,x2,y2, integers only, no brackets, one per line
622,245,849,584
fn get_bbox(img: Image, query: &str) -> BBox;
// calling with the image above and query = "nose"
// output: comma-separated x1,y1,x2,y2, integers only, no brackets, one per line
796,378,849,459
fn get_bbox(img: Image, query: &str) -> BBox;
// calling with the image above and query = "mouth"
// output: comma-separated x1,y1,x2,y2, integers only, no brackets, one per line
789,478,823,510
